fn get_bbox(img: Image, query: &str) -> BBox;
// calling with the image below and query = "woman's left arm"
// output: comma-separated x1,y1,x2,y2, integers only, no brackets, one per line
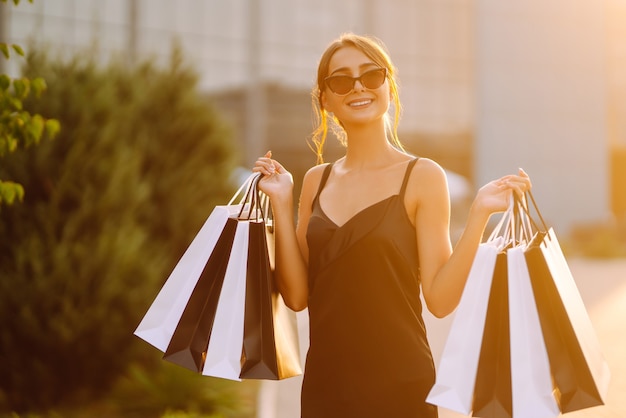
411,159,530,318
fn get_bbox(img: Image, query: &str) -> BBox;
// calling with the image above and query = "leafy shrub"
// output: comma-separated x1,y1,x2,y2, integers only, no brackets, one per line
0,0,60,205
0,46,244,415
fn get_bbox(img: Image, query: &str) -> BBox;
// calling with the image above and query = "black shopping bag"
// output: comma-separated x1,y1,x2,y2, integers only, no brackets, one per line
519,191,610,414
240,201,302,379
525,228,610,413
472,251,512,418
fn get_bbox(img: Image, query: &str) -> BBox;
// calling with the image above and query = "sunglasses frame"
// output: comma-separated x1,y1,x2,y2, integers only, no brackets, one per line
324,67,387,96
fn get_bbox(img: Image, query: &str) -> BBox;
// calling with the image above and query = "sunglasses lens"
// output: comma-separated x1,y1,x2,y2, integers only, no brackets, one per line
327,77,353,95
325,68,386,95
362,69,385,89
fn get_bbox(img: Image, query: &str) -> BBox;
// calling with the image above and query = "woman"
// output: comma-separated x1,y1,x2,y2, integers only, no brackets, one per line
253,33,530,417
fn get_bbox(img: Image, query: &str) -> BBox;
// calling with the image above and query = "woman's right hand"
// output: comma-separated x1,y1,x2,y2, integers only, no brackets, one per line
253,151,294,203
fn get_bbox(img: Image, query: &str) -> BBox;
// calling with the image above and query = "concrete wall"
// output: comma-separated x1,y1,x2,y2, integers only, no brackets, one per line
6,0,619,233
474,1,610,234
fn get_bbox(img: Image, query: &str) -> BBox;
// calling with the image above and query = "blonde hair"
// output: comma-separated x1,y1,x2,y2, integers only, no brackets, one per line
309,33,404,164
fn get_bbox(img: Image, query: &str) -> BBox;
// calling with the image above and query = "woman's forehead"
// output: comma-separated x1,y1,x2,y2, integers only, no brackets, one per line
327,47,377,75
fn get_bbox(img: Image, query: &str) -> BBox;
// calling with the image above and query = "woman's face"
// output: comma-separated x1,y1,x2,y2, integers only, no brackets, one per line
321,46,391,129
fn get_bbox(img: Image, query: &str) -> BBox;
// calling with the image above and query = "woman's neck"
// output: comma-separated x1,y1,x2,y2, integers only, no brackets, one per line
342,123,400,169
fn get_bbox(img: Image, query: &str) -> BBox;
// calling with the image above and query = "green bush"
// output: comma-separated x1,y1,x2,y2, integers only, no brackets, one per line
0,47,246,415
1,0,61,205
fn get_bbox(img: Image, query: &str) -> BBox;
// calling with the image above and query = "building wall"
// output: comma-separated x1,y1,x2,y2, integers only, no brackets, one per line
7,0,474,133
5,0,620,232
608,0,626,218
608,0,626,149
475,1,610,234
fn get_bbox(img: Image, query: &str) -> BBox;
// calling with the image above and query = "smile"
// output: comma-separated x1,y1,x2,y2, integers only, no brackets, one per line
349,99,372,107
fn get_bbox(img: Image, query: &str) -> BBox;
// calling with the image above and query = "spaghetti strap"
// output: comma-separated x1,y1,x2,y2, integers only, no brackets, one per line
313,163,334,202
399,158,419,198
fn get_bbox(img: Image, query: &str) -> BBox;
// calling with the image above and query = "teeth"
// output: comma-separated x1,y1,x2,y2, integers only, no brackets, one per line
350,100,371,107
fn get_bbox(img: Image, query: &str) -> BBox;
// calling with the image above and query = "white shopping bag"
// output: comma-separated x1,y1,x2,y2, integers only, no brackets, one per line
202,219,250,380
507,246,560,418
427,199,516,414
426,239,502,414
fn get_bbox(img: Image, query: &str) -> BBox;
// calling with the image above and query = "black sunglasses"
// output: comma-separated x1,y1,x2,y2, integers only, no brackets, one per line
324,68,387,95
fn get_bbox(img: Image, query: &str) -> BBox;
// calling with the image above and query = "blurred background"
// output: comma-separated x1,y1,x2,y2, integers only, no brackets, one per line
1,0,625,417
4,0,626,234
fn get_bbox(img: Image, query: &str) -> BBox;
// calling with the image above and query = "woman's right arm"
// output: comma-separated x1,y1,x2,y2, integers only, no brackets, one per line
254,153,325,311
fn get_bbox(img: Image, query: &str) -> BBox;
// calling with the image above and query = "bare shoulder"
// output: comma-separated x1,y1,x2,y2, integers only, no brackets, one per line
302,163,331,190
300,163,332,205
304,163,331,180
405,158,450,209
412,158,447,188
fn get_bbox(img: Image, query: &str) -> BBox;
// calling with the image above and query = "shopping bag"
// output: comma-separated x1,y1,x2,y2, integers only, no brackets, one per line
239,214,302,380
427,201,516,414
162,217,239,372
507,246,560,418
471,251,512,418
425,240,501,414
518,191,610,413
200,218,250,380
525,228,610,413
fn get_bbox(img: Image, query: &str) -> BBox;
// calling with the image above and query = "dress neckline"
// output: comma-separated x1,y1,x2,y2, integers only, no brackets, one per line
317,194,398,229
312,157,419,229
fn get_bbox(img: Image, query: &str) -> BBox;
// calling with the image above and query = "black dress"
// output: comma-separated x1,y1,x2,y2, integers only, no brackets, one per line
302,158,438,418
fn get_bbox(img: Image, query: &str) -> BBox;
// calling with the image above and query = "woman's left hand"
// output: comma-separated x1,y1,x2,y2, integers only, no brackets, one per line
474,168,532,215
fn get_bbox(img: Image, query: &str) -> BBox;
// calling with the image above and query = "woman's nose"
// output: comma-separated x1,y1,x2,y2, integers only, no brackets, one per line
353,79,365,91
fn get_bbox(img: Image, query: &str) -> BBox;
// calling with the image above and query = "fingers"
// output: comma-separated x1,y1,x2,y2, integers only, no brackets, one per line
503,170,532,196
492,169,532,199
518,167,532,190
253,150,280,176
512,168,531,192
272,159,286,173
